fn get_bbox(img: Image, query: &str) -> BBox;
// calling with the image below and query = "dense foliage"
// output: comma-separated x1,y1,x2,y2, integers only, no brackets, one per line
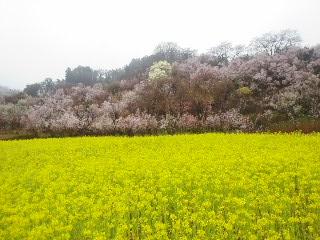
1,30,320,136
1,133,320,239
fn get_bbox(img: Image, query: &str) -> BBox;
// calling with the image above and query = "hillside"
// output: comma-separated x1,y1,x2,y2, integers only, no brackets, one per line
1,30,320,137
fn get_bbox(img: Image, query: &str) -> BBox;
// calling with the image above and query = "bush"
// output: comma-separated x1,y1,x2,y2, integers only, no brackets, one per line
205,110,254,132
176,114,201,132
148,61,172,81
237,86,252,96
115,113,158,135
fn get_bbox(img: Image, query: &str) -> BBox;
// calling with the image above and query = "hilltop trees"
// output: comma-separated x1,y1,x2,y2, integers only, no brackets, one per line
251,29,302,55
208,42,246,66
23,83,42,97
65,66,98,85
23,78,56,97
154,42,196,63
95,42,196,83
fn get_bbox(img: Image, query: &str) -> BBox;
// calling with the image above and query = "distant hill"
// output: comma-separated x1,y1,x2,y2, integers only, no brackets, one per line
0,86,18,96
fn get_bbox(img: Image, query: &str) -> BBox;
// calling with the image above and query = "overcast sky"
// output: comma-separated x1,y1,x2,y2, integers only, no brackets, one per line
1,0,320,89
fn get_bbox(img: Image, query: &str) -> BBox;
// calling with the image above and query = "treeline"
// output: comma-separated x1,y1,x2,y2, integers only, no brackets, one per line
1,30,320,137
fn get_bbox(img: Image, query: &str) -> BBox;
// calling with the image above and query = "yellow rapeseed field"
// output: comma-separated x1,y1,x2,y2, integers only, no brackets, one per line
0,133,320,239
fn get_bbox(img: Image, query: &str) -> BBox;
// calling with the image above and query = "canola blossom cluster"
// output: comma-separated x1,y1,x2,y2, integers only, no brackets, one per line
0,133,320,239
